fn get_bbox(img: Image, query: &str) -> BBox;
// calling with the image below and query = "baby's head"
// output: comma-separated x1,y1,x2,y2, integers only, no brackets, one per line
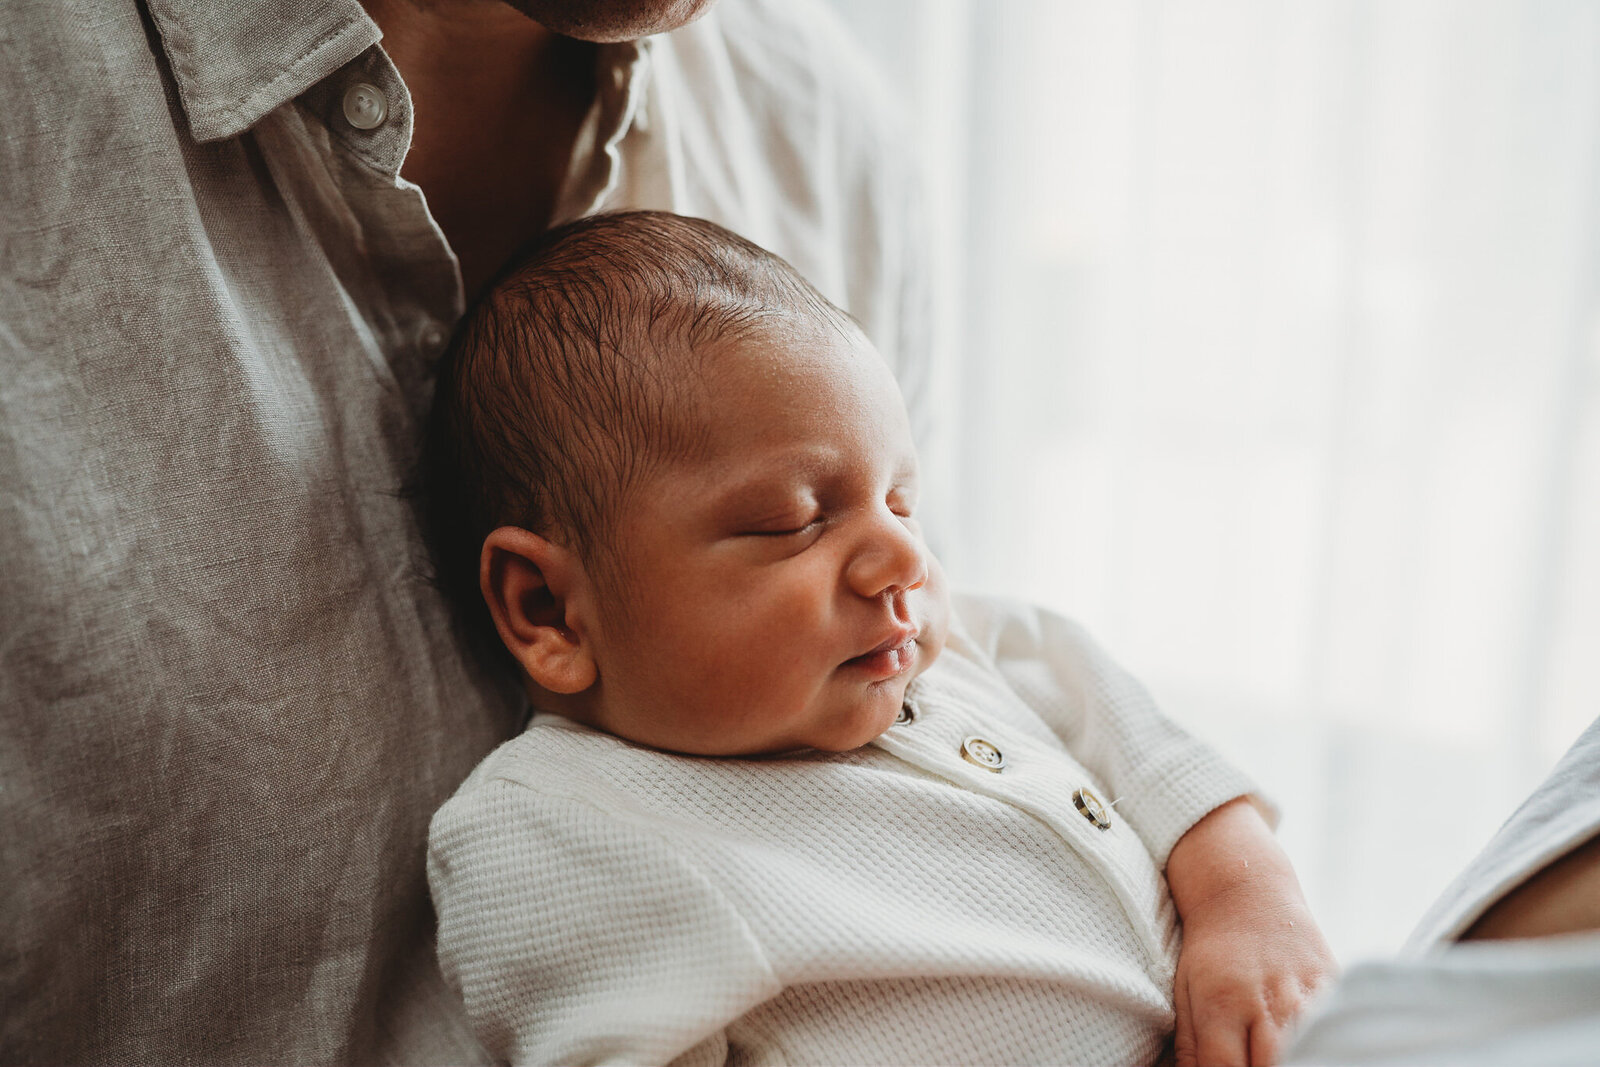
424,211,948,757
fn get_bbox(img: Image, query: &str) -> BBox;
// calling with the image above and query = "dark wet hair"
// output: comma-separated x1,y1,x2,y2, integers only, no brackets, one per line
418,210,855,655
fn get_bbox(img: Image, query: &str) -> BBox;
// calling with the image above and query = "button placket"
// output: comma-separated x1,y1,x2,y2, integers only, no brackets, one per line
891,712,1121,848
867,665,1177,968
284,49,461,422
875,677,1114,841
417,320,449,358
342,82,389,130
959,735,1006,772
308,47,415,178
1073,787,1113,830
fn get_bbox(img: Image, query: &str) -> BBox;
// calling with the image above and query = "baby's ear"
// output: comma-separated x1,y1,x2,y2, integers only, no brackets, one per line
479,526,598,694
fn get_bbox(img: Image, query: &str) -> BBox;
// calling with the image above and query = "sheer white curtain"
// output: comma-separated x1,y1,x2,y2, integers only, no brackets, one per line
825,0,1600,960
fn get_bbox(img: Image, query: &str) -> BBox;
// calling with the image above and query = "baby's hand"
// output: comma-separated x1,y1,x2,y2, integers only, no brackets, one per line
1165,798,1338,1067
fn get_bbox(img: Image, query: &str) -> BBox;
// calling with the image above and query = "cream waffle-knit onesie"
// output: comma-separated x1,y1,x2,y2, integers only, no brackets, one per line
428,594,1262,1066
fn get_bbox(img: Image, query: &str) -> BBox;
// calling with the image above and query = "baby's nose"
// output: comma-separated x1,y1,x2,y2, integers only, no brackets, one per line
846,512,928,598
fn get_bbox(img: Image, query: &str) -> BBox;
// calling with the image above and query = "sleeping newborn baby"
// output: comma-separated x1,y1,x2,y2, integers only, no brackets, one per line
422,211,1335,1066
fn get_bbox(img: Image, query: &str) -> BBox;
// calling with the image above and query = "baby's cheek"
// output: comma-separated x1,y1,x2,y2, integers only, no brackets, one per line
914,560,953,673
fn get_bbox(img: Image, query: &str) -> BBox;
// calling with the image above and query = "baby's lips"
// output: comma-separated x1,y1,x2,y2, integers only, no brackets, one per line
853,625,919,661
840,638,919,682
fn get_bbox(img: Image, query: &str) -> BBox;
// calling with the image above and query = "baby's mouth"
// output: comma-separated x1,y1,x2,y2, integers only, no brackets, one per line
842,629,920,679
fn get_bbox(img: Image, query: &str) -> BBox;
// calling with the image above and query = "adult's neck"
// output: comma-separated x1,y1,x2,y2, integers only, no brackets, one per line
362,0,564,111
360,0,598,298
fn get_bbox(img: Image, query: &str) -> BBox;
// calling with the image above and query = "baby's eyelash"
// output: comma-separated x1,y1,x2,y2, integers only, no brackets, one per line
750,518,822,537
888,492,917,518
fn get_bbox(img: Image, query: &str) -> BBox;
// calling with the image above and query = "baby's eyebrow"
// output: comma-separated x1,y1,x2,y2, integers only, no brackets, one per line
710,449,836,497
707,470,818,513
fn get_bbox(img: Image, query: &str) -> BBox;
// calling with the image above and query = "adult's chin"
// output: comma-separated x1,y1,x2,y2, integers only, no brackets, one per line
507,0,716,42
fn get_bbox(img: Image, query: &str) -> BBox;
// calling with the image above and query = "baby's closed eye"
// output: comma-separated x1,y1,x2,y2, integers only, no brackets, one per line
741,515,823,537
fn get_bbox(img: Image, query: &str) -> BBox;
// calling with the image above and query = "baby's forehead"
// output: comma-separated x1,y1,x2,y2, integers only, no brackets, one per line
693,309,880,382
681,321,908,446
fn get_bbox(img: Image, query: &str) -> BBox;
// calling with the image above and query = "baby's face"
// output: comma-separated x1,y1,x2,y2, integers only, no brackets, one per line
577,319,950,756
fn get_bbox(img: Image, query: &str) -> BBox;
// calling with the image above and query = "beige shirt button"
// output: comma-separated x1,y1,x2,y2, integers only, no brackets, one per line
418,321,448,357
960,736,1005,772
342,82,389,130
894,703,915,726
1074,787,1112,830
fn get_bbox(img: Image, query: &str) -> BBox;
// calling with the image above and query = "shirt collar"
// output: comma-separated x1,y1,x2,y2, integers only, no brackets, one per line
144,0,382,142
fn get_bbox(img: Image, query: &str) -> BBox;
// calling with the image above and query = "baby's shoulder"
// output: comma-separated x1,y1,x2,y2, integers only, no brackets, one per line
943,591,1116,694
442,714,687,811
434,713,832,837
948,591,1095,657
426,716,717,886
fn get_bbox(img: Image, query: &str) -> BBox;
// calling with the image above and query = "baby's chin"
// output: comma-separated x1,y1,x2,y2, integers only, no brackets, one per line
802,716,901,755
826,669,941,754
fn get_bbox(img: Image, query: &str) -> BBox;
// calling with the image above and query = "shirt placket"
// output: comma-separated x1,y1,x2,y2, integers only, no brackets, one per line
289,45,465,425
875,678,1181,976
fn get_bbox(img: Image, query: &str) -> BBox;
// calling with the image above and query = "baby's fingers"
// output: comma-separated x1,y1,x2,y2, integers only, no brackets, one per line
1172,980,1197,1067
1177,978,1270,1067
1248,1019,1286,1067
1203,975,1310,1066
1174,978,1246,1067
1193,1010,1251,1067
1247,977,1316,1065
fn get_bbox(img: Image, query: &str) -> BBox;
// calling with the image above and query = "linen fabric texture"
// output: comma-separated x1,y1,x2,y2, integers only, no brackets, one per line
428,593,1262,1066
0,0,931,1062
1403,714,1600,951
1281,933,1600,1067
1282,716,1600,1065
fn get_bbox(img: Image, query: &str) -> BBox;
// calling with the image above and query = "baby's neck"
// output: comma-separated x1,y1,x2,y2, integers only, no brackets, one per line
524,682,600,731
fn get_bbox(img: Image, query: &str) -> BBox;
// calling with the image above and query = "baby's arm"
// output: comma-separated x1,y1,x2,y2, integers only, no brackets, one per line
954,594,1336,1064
952,593,1262,863
1165,797,1336,1067
427,776,780,1066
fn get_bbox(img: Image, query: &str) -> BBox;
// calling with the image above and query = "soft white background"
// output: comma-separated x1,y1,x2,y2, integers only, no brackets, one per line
822,0,1600,963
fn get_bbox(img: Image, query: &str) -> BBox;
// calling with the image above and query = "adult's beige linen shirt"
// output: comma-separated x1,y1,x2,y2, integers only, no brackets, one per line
0,1,932,1062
